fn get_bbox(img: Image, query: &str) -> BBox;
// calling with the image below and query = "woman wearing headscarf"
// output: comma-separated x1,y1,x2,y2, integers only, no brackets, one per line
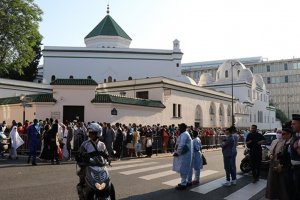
265,129,286,199
50,123,60,164
277,122,293,200
8,120,24,159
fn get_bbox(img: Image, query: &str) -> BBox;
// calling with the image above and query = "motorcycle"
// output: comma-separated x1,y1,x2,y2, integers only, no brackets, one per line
0,132,10,158
76,152,115,200
240,145,270,173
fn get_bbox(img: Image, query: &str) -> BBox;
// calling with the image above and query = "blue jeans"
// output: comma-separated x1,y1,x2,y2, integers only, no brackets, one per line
223,155,236,181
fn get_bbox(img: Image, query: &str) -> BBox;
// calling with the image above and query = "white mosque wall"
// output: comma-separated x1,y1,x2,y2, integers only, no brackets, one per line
42,47,182,84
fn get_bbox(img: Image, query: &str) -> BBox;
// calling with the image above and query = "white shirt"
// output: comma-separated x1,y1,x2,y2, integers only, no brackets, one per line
80,139,106,154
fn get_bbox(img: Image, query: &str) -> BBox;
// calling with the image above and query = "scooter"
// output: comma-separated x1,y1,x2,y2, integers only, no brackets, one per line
240,146,270,173
77,152,116,200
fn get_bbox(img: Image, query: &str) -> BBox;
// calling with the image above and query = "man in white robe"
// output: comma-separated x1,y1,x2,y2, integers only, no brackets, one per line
172,123,193,190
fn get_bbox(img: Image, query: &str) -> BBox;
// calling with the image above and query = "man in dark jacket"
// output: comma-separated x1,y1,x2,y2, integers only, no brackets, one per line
246,124,265,183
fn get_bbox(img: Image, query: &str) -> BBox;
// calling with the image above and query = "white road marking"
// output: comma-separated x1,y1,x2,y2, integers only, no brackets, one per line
224,179,267,200
162,170,219,187
190,175,242,194
108,162,158,171
120,164,172,175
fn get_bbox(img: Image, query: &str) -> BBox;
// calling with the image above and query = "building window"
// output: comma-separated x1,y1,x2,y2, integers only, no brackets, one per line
250,67,253,72
51,75,56,82
225,70,228,78
284,63,288,70
176,63,179,67
69,75,74,79
267,65,270,72
285,76,288,83
250,114,252,122
219,106,223,116
108,76,112,83
267,77,271,84
260,94,262,101
173,104,177,117
104,79,107,83
87,76,91,79
178,104,181,117
128,76,133,80
237,70,240,77
209,105,215,115
136,91,149,99
227,106,231,116
217,72,219,79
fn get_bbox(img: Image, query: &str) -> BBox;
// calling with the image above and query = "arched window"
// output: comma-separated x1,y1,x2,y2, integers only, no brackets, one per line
108,76,112,83
237,70,240,77
87,76,91,79
128,76,133,80
113,79,116,82
219,106,223,116
69,75,74,79
227,106,231,116
209,103,215,115
225,70,229,78
51,75,56,81
104,79,107,83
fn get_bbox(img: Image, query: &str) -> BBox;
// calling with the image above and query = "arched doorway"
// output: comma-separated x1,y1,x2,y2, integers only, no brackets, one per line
195,105,203,128
209,102,216,127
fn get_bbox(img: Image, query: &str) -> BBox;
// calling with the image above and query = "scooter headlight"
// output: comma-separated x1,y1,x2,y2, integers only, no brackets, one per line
95,182,106,190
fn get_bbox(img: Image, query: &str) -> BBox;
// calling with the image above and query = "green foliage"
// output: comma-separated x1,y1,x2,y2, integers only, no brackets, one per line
0,0,43,76
5,41,42,81
276,109,288,125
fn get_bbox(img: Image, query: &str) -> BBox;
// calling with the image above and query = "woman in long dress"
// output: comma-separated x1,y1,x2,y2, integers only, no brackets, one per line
39,124,52,161
9,121,24,159
265,130,286,199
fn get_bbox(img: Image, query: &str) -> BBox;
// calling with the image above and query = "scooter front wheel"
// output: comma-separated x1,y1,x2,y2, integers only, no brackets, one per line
240,158,251,173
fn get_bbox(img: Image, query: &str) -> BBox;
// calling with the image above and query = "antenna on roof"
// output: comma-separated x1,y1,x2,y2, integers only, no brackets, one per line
106,3,110,15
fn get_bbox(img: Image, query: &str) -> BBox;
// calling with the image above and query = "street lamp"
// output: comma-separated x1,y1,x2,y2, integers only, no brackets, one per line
20,95,32,125
231,61,239,128
287,95,292,120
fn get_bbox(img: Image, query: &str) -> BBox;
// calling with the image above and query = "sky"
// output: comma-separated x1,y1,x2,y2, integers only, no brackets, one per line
35,0,300,63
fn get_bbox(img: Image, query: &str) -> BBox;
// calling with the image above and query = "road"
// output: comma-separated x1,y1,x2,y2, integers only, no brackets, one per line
0,147,268,200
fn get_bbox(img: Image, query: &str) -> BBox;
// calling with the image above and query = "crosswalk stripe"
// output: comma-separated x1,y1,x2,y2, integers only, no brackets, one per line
224,179,267,200
190,175,242,194
162,170,219,187
139,170,176,180
108,162,158,171
111,160,143,165
120,164,172,175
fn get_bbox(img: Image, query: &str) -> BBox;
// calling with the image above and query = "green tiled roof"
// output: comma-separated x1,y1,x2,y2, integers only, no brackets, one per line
50,79,98,86
91,94,165,108
0,93,56,105
85,15,131,40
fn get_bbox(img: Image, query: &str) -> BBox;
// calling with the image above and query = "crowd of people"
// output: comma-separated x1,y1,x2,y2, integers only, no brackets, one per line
2,116,300,199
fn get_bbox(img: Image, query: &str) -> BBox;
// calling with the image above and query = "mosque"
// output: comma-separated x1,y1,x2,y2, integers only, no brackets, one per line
0,6,279,129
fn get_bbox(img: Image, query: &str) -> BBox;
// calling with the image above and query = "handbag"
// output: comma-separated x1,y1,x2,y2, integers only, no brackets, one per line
202,154,207,165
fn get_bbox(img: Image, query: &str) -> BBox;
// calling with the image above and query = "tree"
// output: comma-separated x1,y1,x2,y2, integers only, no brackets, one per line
0,0,42,77
276,109,288,125
270,99,288,124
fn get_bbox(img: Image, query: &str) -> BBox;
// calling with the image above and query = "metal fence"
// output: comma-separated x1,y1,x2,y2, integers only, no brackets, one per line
13,134,245,158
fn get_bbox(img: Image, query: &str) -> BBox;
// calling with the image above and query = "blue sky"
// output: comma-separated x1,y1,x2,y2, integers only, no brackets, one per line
35,0,300,63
